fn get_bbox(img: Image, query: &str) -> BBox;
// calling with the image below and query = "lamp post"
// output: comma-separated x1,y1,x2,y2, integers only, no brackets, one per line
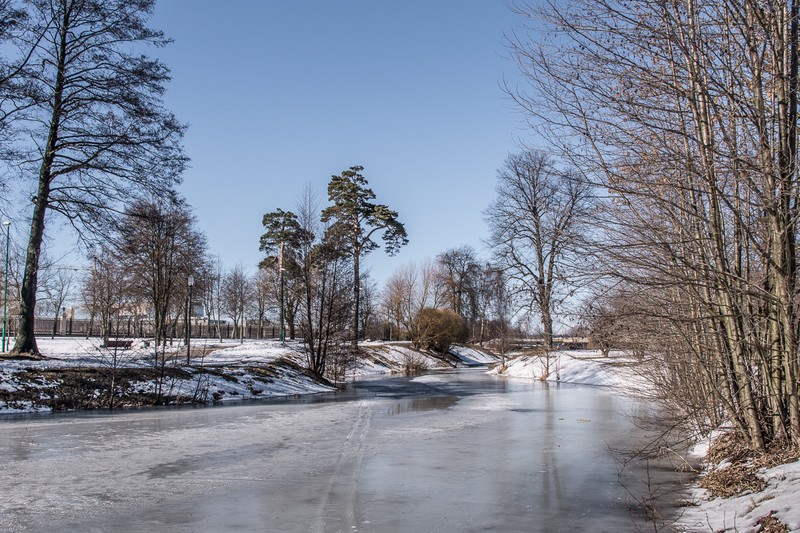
186,274,194,364
279,241,285,345
2,220,9,352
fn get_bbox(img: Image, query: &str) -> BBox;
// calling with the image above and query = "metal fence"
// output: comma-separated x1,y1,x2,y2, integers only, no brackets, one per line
2,317,290,341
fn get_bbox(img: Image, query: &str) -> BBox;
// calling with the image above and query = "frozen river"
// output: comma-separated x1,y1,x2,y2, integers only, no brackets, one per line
0,369,685,532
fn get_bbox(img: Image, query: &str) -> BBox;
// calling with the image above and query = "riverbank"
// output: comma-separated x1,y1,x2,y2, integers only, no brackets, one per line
488,349,649,393
676,434,800,531
0,338,496,414
0,338,331,414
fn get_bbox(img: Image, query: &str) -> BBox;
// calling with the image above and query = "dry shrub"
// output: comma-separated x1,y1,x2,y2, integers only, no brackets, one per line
706,431,752,465
413,308,469,353
699,431,800,499
755,511,789,533
700,431,763,498
699,463,765,498
752,447,800,470
403,353,429,374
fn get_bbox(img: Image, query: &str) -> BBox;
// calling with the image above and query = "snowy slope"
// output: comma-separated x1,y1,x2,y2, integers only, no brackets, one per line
489,350,649,393
449,345,500,366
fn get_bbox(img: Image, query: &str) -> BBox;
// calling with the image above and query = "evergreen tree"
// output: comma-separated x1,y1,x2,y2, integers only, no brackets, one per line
321,166,408,347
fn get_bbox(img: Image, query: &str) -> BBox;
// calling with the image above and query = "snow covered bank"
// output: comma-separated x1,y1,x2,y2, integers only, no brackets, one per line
488,350,649,394
449,345,501,366
673,438,800,532
356,342,499,374
1,339,499,415
0,338,334,414
355,342,452,375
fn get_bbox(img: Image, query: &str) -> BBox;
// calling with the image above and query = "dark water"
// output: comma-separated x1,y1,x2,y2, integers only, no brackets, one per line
0,369,689,532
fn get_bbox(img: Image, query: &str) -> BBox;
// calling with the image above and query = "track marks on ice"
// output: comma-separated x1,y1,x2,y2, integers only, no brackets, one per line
313,400,372,532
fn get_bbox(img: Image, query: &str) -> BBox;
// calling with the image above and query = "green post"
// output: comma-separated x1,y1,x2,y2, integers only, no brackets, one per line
186,274,194,364
279,241,285,345
2,220,10,352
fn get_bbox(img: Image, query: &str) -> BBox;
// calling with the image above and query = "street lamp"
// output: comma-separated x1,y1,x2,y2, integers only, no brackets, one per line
186,274,194,364
2,220,9,352
279,241,285,345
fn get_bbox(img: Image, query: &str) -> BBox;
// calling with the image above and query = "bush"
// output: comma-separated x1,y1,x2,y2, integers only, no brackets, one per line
412,308,469,353
403,352,429,374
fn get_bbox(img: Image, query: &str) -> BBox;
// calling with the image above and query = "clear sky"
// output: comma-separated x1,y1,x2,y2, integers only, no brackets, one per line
149,1,528,285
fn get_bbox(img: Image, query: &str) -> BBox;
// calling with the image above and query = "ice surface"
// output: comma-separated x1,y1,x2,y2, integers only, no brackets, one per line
0,370,686,532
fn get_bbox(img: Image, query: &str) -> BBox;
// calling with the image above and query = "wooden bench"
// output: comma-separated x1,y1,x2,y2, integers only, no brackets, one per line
102,340,133,349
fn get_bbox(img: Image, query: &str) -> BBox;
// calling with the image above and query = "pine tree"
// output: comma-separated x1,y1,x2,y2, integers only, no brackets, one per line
321,166,408,347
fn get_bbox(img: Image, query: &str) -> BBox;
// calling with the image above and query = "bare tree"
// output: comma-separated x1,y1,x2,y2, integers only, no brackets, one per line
437,246,480,320
7,0,186,355
383,259,445,347
221,263,251,342
81,252,130,346
203,256,225,342
296,187,354,377
0,0,38,181
252,268,275,339
260,187,351,377
303,230,354,378
509,0,800,450
485,150,591,376
118,198,207,357
471,263,504,346
37,263,75,338
492,269,514,368
358,271,378,341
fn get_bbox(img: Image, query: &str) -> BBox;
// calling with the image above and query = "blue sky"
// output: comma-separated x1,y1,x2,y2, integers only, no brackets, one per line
150,1,529,285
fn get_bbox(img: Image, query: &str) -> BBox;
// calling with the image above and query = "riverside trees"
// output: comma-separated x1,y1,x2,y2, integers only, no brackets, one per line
485,150,591,375
509,0,800,450
260,169,406,376
118,198,207,355
322,166,408,347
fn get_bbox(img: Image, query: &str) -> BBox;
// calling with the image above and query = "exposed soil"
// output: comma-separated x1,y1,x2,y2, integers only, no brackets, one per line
0,358,332,412
1,366,198,411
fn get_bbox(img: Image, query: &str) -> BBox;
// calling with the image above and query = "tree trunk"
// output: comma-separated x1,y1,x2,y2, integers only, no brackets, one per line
14,190,48,354
13,19,70,354
352,244,360,348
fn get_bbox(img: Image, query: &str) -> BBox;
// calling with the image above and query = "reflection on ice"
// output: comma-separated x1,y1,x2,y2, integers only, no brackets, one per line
386,395,458,415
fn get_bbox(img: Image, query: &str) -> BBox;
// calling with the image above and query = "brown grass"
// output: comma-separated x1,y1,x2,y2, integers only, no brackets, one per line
755,510,789,533
698,431,799,499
